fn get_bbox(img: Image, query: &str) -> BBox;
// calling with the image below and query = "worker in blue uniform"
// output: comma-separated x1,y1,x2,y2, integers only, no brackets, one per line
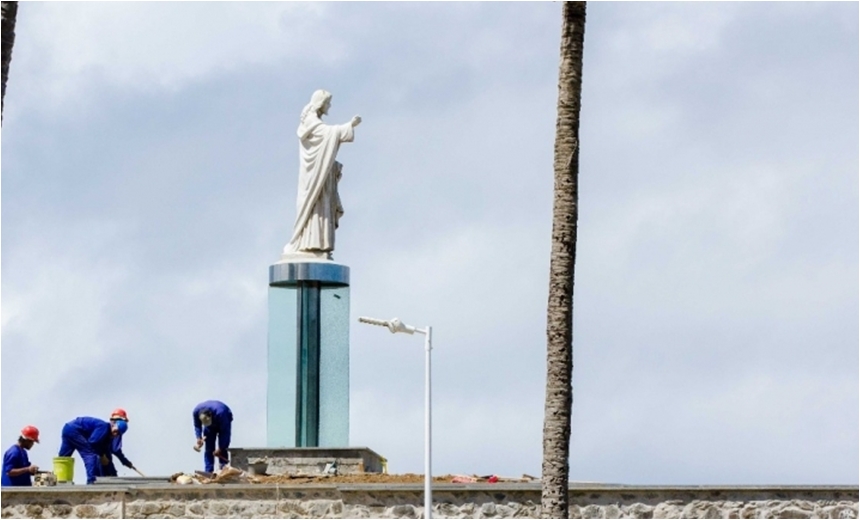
2,426,40,486
100,434,136,477
58,416,128,484
192,400,233,473
100,409,136,477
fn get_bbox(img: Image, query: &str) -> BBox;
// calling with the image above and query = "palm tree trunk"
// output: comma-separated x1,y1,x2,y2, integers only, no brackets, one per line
541,2,586,518
2,0,19,122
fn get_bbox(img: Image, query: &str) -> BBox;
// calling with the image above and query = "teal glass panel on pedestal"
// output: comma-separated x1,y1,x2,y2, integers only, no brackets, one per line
267,286,298,447
319,286,350,446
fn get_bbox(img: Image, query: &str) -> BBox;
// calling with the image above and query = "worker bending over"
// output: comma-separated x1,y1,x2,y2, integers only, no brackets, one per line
58,413,130,484
193,400,233,473
100,409,137,477
2,426,40,486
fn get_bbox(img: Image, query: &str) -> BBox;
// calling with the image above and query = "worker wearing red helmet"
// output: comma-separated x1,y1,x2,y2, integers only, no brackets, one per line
100,409,137,477
2,426,40,486
58,414,130,484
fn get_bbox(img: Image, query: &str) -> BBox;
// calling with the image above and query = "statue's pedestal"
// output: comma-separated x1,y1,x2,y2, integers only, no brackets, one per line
229,447,386,476
267,260,350,447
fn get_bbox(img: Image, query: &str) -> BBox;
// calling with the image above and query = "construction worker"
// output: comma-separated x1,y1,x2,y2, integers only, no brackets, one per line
192,400,233,473
2,426,40,486
100,409,136,477
58,415,129,484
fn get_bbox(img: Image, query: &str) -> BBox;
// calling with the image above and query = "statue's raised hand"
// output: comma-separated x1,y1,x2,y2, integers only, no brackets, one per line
351,115,362,127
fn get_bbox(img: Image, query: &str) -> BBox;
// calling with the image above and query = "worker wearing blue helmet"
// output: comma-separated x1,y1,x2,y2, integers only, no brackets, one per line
192,400,233,473
58,416,129,484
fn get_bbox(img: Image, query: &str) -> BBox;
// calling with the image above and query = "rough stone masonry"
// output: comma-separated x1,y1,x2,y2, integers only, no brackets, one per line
1,484,857,519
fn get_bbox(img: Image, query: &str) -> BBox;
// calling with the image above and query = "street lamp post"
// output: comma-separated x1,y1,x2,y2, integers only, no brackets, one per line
358,316,433,519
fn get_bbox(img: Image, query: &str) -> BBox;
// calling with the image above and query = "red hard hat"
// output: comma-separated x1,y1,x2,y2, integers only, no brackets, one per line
110,408,129,422
21,425,40,443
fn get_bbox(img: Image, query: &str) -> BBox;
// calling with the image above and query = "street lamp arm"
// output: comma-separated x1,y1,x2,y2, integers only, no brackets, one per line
358,316,417,335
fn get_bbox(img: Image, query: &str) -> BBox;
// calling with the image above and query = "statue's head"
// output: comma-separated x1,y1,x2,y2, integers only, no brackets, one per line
309,90,332,116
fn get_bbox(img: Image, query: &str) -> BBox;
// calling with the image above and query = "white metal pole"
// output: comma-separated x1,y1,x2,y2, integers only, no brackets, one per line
424,326,432,519
358,316,433,518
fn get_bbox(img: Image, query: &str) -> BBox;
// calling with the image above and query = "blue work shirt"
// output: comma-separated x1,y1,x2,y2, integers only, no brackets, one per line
67,417,114,456
193,400,233,439
110,435,132,468
2,445,32,486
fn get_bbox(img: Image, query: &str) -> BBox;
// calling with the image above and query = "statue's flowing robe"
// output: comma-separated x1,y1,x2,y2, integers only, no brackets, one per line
284,113,353,254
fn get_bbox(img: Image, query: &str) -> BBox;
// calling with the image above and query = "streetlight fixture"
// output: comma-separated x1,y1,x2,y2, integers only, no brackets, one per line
358,316,433,519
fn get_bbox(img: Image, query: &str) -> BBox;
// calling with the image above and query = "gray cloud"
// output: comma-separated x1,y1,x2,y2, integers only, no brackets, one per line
2,2,856,484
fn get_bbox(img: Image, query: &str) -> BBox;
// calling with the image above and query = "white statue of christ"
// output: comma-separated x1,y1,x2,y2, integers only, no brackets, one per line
283,90,361,260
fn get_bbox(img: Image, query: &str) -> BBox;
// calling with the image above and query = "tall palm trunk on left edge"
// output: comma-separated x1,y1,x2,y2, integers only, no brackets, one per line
541,2,586,518
2,0,19,122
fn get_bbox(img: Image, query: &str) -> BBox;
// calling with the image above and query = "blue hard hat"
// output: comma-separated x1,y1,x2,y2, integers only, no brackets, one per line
115,419,128,434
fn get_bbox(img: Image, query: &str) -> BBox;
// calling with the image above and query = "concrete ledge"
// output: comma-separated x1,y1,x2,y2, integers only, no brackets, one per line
2,484,857,518
228,446,386,475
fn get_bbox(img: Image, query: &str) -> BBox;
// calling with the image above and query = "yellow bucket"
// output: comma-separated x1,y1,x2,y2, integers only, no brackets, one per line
53,457,75,482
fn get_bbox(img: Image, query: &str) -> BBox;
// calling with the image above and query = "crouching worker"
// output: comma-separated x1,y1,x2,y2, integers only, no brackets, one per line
2,426,40,486
58,415,129,484
193,400,233,473
100,409,137,477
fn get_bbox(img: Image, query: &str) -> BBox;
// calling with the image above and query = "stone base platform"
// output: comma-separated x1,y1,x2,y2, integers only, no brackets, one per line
228,447,386,476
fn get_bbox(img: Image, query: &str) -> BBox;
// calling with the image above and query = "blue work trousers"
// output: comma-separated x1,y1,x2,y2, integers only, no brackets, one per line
58,424,102,484
202,423,232,473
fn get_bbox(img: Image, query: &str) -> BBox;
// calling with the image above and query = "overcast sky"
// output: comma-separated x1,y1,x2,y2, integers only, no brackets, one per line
2,2,857,486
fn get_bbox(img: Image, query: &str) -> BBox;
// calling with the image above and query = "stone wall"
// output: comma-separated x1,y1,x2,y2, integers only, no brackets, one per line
2,484,857,519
